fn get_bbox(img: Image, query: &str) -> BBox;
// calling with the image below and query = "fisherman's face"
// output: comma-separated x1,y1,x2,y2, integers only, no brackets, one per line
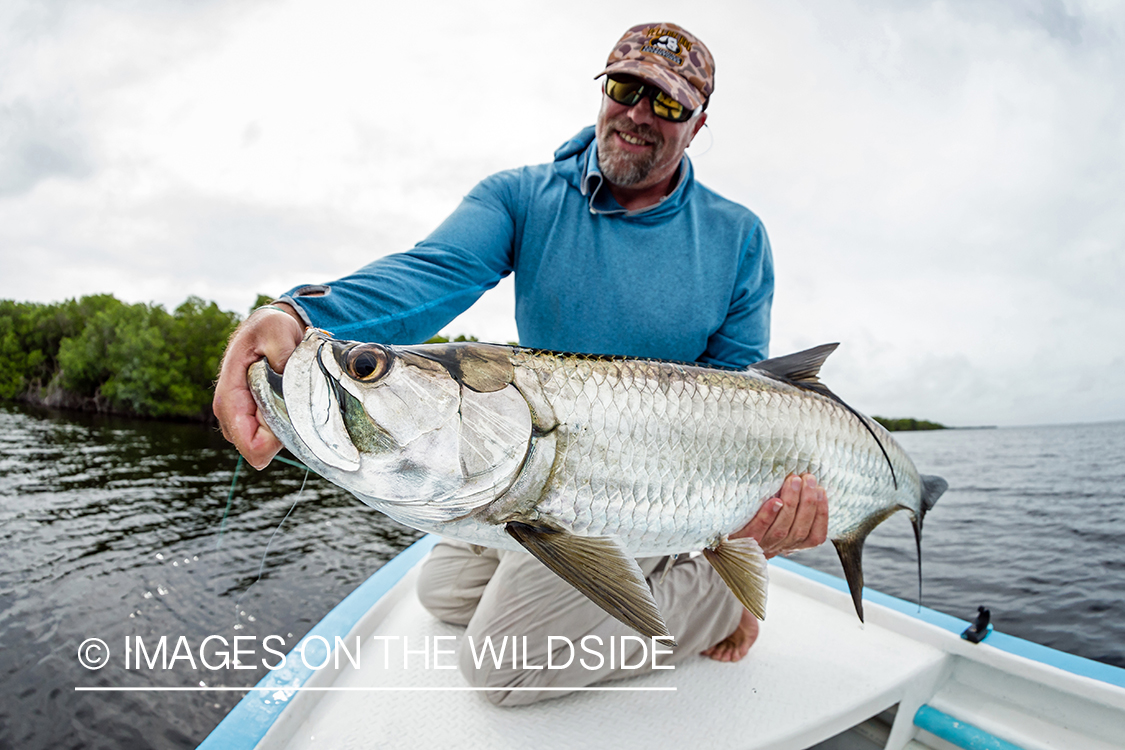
595,82,707,190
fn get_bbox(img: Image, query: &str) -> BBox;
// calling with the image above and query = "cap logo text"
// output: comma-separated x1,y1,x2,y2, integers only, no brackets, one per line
641,33,686,66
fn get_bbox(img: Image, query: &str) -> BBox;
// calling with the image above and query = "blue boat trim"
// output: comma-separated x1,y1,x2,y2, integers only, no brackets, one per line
913,704,1026,750
770,557,1125,690
196,534,440,750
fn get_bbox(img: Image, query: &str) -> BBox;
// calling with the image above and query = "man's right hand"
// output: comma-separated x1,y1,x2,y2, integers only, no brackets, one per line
213,303,305,469
730,473,829,558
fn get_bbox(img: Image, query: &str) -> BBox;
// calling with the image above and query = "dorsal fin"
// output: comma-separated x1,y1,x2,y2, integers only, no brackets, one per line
753,344,897,490
752,343,839,389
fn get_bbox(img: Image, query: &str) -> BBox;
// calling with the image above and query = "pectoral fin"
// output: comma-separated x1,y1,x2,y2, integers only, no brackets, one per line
703,537,769,620
504,522,673,643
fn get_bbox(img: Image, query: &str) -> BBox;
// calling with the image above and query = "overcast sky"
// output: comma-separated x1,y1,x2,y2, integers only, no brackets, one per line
2,0,1123,428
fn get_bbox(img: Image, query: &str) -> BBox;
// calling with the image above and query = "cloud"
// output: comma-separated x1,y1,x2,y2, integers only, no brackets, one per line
0,99,91,195
944,0,1088,44
0,0,1123,425
687,0,1125,424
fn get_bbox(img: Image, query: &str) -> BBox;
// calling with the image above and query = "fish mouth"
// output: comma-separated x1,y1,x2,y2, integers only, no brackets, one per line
247,357,292,445
263,358,285,398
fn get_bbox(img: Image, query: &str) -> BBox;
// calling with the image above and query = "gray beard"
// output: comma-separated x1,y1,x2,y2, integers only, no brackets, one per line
596,126,661,187
598,148,655,187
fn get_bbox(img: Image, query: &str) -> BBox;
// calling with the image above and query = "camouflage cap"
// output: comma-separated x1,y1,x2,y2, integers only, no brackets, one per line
595,23,715,111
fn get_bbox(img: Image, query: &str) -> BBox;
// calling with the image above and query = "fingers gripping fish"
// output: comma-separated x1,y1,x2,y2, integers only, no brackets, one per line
249,329,947,642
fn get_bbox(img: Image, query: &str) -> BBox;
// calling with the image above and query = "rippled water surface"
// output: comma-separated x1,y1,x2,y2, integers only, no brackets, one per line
789,420,1125,668
0,404,421,750
1,403,1123,749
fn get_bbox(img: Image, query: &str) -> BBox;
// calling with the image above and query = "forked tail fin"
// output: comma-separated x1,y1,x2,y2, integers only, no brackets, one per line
911,474,949,607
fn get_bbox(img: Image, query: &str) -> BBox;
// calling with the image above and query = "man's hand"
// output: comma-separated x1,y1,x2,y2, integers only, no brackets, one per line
213,303,304,469
731,473,829,558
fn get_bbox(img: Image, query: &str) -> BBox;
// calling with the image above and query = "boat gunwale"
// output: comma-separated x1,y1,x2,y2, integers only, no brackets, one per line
769,556,1125,692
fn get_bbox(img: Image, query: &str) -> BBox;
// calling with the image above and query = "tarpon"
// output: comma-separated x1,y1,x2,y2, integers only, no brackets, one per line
249,329,947,640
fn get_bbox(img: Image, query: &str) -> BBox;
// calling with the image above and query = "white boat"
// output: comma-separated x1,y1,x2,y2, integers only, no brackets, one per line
198,534,1125,750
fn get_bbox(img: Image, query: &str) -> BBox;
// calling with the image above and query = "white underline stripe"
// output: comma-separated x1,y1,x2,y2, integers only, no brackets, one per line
74,686,678,692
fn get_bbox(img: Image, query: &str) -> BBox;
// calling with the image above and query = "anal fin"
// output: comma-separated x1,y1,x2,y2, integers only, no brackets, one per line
702,537,769,620
833,537,867,621
832,506,900,622
505,522,673,644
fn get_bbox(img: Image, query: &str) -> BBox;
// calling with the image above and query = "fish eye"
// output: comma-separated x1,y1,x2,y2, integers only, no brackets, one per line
346,346,388,382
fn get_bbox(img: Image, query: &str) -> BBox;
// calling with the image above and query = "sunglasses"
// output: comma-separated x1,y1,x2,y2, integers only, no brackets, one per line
603,76,698,123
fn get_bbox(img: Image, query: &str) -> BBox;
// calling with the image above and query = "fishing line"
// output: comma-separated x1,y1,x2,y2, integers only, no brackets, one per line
689,122,713,156
216,454,309,549
215,455,244,550
255,467,309,583
231,465,310,628
217,452,311,627
271,455,309,470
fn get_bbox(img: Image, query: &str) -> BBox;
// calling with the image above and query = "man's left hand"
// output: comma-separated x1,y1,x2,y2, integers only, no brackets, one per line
730,473,829,558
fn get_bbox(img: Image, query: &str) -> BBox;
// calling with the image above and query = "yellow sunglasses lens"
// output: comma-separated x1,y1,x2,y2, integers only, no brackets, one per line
606,78,644,105
652,91,687,121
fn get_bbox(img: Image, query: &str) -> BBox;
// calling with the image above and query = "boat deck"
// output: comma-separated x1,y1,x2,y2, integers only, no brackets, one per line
202,537,1125,750
265,566,943,750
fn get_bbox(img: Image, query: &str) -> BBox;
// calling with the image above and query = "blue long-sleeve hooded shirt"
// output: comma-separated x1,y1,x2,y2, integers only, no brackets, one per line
280,126,773,368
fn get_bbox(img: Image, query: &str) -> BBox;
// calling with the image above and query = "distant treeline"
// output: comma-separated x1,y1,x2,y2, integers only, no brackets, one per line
872,416,946,431
1,297,944,429
0,295,487,422
0,295,242,421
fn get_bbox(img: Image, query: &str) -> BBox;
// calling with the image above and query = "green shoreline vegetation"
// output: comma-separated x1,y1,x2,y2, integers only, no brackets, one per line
0,295,243,421
0,294,484,422
2,294,947,429
872,416,946,432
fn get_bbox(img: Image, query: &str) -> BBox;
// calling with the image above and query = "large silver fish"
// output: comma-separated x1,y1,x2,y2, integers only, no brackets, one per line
249,329,947,640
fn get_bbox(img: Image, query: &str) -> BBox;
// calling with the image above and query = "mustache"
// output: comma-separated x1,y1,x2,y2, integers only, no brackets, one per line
606,117,663,147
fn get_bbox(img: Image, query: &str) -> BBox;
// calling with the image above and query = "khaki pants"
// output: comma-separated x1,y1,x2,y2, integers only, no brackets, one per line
416,539,743,706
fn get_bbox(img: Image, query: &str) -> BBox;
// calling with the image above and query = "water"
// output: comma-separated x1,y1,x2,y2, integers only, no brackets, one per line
787,420,1125,668
0,403,422,750
1,403,1123,749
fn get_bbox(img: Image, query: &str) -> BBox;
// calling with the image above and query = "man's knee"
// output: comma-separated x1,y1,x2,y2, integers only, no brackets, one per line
416,542,499,625
416,580,475,625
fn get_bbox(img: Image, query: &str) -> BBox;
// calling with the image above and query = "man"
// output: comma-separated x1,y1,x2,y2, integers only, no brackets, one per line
214,22,827,705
